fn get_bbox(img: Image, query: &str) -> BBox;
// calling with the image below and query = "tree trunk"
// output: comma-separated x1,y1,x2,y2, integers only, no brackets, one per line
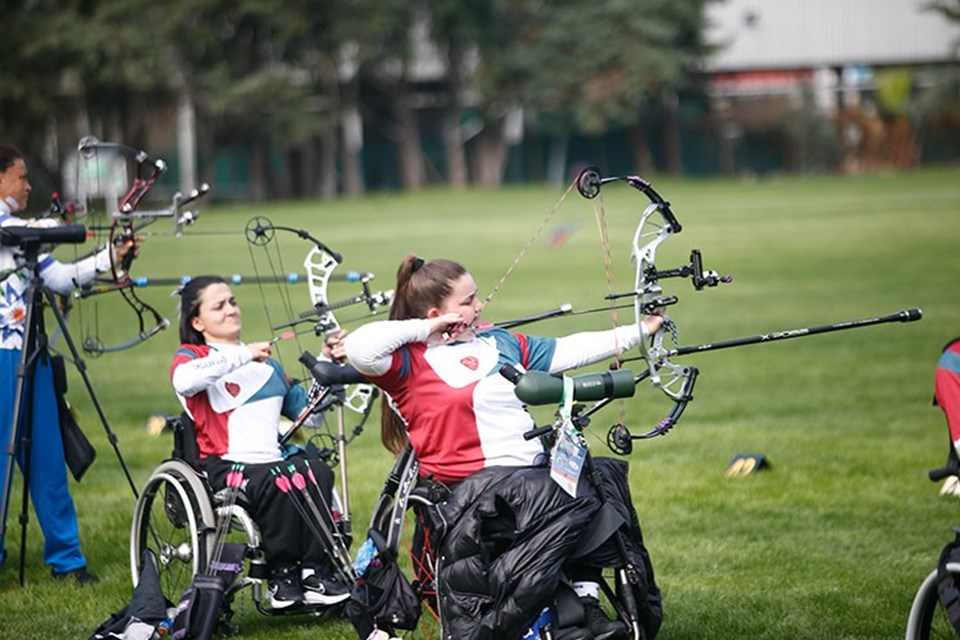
442,39,468,190
472,122,508,187
662,89,684,176
340,78,364,197
176,90,198,192
627,123,655,175
393,78,426,191
546,133,568,187
317,130,337,200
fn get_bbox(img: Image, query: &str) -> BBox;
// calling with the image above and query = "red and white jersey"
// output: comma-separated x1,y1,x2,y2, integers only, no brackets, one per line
171,343,307,464
347,320,642,484
937,338,960,454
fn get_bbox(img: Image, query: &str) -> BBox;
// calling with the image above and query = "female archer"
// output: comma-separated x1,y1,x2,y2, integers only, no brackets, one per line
345,255,664,640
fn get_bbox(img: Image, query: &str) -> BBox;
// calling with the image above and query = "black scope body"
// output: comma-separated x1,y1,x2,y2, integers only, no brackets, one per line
0,224,87,247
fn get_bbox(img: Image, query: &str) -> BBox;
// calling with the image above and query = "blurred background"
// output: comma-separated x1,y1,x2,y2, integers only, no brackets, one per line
3,0,959,204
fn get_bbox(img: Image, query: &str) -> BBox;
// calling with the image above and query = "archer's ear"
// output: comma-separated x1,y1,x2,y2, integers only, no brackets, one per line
424,307,441,319
191,317,204,333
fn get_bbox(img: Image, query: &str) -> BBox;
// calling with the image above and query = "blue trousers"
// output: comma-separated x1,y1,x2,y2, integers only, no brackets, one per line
0,348,86,573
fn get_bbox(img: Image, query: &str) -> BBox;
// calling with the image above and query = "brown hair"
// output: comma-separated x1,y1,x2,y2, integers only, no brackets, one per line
177,275,229,345
381,255,468,454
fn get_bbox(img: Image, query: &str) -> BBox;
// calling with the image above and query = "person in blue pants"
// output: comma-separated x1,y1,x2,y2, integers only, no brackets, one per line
0,145,137,583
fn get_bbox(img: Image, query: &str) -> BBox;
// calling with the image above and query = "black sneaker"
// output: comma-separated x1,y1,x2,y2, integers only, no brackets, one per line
51,566,100,585
268,566,304,609
581,596,628,640
301,568,351,605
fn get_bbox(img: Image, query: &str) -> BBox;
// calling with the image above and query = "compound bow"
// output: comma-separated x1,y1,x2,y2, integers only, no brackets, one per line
243,216,391,439
518,167,919,456
573,166,731,444
68,137,208,355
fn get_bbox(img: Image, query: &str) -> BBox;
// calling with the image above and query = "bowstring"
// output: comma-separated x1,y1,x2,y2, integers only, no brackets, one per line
247,237,300,372
72,145,107,354
589,191,630,439
482,180,578,309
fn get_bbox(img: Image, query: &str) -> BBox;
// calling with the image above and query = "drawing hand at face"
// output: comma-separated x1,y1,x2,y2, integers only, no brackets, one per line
427,313,466,344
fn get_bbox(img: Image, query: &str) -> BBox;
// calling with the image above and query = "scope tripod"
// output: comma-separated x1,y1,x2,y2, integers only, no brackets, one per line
0,239,137,586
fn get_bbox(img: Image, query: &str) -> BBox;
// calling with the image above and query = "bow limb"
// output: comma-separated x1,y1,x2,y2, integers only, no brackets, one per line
303,244,379,418
304,245,342,334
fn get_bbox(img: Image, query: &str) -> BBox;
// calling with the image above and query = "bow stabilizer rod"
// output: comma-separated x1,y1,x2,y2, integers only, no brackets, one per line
616,307,923,365
601,307,922,454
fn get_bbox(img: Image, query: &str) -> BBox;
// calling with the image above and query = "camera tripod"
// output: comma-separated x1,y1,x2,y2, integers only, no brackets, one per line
0,235,137,586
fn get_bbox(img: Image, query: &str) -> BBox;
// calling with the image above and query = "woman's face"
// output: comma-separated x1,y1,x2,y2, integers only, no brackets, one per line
0,158,31,211
191,283,243,344
433,272,481,341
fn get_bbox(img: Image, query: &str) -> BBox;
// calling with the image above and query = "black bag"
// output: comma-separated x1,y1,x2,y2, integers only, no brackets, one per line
172,575,226,640
88,550,169,640
345,530,422,638
51,355,96,481
172,542,245,640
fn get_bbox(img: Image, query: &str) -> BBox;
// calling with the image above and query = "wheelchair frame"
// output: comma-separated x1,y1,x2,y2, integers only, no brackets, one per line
129,414,349,623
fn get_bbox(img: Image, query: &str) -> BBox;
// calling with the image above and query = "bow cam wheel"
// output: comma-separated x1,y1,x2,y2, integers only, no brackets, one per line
245,216,275,246
576,166,603,199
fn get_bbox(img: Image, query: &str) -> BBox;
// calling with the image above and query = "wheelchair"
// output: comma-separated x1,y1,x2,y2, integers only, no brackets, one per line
363,427,659,640
129,413,351,625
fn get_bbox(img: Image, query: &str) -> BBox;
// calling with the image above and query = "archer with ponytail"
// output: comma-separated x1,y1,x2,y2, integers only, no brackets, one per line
345,254,664,640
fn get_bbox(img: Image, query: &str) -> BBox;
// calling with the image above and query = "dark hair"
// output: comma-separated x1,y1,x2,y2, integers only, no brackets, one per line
0,146,24,174
381,255,469,453
177,275,228,345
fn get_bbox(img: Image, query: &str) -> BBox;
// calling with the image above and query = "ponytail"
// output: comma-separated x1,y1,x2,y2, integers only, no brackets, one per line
380,255,468,454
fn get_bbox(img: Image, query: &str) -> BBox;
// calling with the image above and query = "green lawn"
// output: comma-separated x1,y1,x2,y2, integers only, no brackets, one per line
1,167,959,639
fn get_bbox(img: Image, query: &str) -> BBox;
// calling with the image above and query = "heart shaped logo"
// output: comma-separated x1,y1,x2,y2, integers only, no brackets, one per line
224,381,241,397
460,356,479,371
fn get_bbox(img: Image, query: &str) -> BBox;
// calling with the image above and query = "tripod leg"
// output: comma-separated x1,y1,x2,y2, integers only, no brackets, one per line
0,281,42,586
44,289,138,499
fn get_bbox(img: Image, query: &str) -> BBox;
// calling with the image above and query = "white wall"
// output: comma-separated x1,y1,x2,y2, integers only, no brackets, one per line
704,0,960,71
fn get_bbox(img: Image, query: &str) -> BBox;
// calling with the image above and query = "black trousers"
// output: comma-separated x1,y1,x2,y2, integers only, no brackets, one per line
201,451,336,571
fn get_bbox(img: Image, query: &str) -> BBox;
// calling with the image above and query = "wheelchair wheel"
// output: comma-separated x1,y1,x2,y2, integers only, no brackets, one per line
906,564,960,640
130,460,217,603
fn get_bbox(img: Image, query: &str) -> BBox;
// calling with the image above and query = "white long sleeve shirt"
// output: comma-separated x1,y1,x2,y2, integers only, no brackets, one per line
345,321,642,483
0,202,112,350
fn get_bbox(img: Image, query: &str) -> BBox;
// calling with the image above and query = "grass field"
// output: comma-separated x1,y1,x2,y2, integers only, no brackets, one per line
1,167,959,639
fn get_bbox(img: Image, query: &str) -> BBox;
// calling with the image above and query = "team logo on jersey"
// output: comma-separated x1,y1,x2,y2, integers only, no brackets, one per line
224,381,241,397
460,356,479,371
